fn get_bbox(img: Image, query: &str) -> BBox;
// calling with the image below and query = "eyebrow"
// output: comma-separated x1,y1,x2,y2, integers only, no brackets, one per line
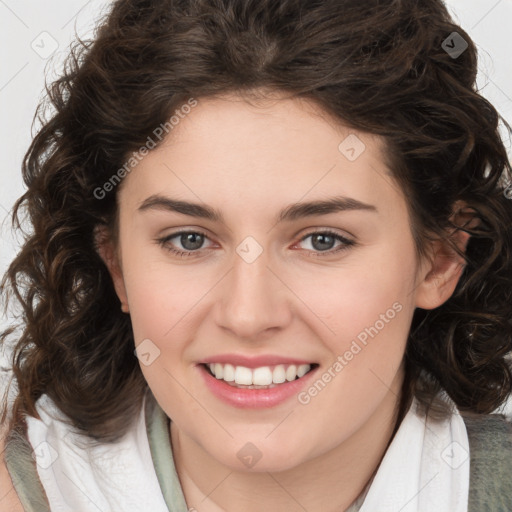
137,194,378,223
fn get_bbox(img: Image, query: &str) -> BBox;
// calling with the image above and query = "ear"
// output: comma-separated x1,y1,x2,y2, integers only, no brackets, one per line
414,203,476,310
94,225,130,313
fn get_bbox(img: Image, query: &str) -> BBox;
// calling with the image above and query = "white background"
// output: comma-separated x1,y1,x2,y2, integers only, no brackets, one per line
1,1,511,414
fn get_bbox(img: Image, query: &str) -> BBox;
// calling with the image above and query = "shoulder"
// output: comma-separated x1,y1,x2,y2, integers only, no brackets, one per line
462,411,512,455
461,412,512,511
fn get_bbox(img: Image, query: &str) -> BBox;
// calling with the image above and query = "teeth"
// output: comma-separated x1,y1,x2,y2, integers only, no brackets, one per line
285,365,297,381
206,362,312,386
273,365,286,384
214,363,223,379
224,363,235,381
297,364,309,378
235,366,253,385
253,366,273,386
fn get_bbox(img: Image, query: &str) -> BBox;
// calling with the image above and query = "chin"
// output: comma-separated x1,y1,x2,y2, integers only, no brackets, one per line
208,442,309,473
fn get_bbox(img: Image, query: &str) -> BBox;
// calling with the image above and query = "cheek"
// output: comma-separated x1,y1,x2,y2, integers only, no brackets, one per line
285,243,417,416
123,261,204,412
120,241,206,341
285,244,417,345
309,249,415,395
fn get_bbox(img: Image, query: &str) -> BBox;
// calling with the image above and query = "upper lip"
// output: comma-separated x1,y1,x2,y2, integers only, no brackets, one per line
198,354,316,369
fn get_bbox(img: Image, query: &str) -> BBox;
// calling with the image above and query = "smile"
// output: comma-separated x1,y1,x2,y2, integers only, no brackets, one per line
204,362,315,388
198,362,319,408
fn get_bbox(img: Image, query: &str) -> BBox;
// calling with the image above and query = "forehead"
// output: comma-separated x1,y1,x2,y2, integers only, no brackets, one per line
117,92,406,226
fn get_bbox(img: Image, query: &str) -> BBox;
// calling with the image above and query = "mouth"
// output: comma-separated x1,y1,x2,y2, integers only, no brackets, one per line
202,362,319,389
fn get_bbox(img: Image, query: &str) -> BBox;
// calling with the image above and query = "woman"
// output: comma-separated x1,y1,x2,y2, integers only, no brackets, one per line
1,0,511,510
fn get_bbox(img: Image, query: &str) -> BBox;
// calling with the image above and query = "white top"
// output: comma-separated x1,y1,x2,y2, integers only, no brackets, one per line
26,392,169,512
24,391,470,512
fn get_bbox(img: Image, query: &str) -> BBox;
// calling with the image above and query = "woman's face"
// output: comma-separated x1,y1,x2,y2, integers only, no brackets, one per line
102,92,449,472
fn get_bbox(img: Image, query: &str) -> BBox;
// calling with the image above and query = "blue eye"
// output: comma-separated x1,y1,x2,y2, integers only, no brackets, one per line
156,229,355,258
297,230,355,257
156,230,211,257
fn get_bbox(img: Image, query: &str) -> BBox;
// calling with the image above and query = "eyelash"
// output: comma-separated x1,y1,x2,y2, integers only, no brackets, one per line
156,229,355,258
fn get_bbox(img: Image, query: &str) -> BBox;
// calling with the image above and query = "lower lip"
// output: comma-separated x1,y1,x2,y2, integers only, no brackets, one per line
197,364,319,409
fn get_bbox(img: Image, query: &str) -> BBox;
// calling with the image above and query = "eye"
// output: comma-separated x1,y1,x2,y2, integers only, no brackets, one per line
156,229,356,258
156,230,213,257
296,230,355,257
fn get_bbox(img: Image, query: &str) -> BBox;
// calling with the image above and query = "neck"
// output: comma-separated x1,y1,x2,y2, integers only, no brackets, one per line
171,367,406,512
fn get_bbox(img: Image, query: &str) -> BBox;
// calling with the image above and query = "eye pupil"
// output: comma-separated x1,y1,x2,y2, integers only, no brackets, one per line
181,233,204,250
312,234,335,251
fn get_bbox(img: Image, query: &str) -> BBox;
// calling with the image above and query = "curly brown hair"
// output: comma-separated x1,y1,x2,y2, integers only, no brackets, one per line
1,0,512,443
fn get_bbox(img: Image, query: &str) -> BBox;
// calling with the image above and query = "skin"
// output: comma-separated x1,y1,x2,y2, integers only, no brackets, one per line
98,90,469,512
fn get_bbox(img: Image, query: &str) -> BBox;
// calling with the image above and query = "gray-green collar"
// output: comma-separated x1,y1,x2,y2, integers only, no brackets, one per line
145,391,190,511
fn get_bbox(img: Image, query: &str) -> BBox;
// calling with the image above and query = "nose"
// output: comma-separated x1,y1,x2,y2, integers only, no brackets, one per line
214,248,293,340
